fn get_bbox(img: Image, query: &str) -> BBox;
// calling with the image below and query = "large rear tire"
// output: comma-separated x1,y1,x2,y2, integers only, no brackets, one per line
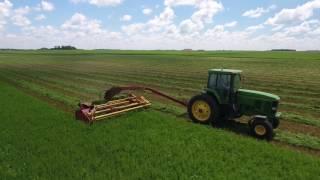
187,94,220,124
250,118,274,141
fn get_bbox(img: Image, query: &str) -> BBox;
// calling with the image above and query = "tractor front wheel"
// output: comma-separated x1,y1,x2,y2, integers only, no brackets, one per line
250,118,274,141
188,94,219,124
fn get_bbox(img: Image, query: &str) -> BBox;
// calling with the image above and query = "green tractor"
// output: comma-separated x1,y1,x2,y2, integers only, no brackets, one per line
188,69,281,140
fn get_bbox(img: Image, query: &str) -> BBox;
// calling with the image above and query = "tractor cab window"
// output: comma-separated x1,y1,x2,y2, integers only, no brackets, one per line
208,74,217,89
217,74,231,90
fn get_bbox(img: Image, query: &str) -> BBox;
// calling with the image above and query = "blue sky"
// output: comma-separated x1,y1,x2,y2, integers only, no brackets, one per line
0,0,319,50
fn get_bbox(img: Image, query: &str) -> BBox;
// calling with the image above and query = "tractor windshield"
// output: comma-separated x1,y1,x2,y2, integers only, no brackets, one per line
208,74,217,89
217,74,231,90
208,73,232,90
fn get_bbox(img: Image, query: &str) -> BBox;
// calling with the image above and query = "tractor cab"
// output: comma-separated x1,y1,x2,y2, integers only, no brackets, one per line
188,68,281,140
206,69,242,105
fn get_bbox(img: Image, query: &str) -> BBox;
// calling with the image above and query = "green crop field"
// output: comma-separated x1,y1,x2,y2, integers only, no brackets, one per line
0,50,320,178
1,80,320,179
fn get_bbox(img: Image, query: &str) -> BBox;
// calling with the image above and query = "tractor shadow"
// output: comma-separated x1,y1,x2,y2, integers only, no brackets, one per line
178,112,251,137
215,120,251,137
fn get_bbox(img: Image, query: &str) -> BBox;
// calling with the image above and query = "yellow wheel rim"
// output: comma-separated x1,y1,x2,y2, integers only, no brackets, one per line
191,100,212,122
255,125,266,136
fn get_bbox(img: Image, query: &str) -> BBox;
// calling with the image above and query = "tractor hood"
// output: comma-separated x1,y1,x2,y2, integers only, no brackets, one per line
237,89,280,101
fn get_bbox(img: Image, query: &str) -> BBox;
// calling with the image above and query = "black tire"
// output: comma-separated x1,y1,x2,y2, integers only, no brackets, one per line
272,118,280,129
250,119,274,141
187,94,220,124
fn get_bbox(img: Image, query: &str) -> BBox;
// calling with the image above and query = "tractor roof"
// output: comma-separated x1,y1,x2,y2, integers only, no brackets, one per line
209,69,242,74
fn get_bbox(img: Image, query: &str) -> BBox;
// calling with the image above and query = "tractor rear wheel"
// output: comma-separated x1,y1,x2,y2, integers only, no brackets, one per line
250,118,273,141
188,94,220,124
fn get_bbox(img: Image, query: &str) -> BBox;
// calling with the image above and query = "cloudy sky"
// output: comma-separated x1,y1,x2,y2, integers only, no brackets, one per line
0,0,319,50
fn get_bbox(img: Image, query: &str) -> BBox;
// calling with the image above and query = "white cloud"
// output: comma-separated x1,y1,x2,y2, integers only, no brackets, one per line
148,7,175,28
176,0,223,34
224,21,237,28
70,0,85,3
37,1,55,12
2,20,320,50
187,20,236,35
283,20,319,36
14,6,31,15
143,8,152,15
7,13,123,49
35,14,46,21
252,33,319,50
1,22,122,49
1,0,320,50
0,0,12,17
311,27,320,36
271,25,284,32
164,0,197,7
179,19,198,34
266,0,320,25
61,13,103,34
246,24,264,32
121,23,144,35
205,25,225,35
243,8,266,18
123,0,223,42
190,0,223,24
123,6,175,35
11,16,31,27
120,14,132,21
11,6,31,27
122,7,175,35
164,0,224,25
71,0,123,7
89,0,122,7
0,0,13,30
242,5,276,18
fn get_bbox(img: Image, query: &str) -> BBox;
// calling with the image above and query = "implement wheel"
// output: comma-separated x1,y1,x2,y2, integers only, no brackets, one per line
188,94,219,124
250,118,273,141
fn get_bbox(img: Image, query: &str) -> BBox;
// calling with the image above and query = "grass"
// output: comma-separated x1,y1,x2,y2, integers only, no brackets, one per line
275,131,320,150
282,113,320,128
1,81,320,179
0,50,320,154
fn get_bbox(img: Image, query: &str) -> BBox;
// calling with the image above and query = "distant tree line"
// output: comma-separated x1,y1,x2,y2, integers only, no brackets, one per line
271,49,296,51
39,45,77,50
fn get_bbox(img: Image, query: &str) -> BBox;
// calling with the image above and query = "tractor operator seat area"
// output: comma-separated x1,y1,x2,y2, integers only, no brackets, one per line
217,75,231,90
208,73,232,102
208,73,231,91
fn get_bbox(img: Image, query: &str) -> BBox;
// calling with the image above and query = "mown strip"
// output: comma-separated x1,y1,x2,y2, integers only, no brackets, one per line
282,113,320,128
275,131,320,150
